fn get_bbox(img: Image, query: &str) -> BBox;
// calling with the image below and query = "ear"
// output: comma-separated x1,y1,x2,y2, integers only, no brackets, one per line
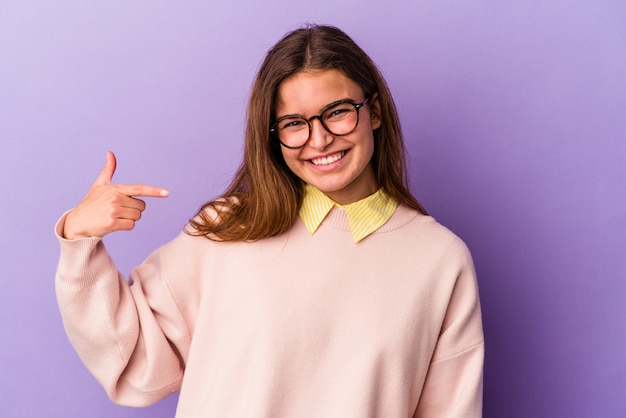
368,93,382,130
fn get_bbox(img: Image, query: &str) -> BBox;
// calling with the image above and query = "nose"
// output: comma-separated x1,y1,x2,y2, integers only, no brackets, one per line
307,117,334,149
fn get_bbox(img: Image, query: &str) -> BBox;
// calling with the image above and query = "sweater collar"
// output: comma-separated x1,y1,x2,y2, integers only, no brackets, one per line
298,184,399,243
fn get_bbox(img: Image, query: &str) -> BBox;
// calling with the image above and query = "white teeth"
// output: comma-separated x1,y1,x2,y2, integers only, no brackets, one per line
311,151,345,166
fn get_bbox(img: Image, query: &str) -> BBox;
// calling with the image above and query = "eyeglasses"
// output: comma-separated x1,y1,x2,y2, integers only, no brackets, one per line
270,97,370,149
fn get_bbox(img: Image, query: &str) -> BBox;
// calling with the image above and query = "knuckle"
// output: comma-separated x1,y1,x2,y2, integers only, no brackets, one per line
105,205,118,217
106,192,121,204
103,217,116,230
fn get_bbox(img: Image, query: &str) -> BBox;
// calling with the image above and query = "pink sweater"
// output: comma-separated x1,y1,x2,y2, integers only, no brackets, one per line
55,205,483,417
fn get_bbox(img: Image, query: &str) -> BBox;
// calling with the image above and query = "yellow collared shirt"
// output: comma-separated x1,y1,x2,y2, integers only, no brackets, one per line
299,184,399,243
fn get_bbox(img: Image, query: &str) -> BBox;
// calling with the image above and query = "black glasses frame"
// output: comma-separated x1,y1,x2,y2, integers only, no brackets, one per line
270,97,370,149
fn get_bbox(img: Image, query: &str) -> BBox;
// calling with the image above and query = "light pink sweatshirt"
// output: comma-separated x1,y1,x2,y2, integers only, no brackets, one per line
56,205,484,417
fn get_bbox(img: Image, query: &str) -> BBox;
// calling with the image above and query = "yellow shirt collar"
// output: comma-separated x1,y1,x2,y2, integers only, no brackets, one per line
299,184,399,242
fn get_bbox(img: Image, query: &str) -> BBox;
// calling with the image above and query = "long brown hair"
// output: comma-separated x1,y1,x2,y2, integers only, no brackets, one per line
188,24,427,241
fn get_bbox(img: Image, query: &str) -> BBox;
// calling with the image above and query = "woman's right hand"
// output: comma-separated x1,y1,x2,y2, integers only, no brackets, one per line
63,151,169,240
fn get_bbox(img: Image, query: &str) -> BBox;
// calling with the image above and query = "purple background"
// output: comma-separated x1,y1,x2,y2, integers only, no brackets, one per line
1,1,625,417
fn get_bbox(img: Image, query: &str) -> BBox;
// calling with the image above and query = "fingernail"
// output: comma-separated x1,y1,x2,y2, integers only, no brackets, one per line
160,189,170,197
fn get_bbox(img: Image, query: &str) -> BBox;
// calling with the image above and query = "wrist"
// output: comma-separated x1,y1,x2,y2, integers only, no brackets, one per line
62,211,88,240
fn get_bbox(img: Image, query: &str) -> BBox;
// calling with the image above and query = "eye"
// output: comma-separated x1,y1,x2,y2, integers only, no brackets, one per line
324,104,354,121
278,117,307,131
330,109,350,117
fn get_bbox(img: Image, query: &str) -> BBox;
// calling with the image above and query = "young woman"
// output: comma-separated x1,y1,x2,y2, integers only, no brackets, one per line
56,25,484,417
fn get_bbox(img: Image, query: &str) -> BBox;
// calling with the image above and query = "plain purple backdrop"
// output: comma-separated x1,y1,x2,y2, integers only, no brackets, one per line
1,1,625,417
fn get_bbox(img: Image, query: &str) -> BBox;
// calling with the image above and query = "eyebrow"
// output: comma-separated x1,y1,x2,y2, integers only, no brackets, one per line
275,97,356,120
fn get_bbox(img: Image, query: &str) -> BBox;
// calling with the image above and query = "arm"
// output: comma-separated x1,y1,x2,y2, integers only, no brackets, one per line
55,152,185,406
414,242,484,418
55,220,189,405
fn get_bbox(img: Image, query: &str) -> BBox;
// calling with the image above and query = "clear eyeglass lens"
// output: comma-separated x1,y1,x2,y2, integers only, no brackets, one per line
278,103,358,147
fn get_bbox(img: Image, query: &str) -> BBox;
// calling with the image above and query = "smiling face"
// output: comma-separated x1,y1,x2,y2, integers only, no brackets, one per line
275,69,381,205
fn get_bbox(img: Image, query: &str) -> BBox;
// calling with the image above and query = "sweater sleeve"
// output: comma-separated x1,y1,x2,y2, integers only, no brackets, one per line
414,239,484,418
54,213,190,406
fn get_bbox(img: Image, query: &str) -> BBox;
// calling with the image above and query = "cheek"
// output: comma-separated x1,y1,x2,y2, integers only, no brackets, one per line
359,119,377,152
362,133,376,161
280,149,301,173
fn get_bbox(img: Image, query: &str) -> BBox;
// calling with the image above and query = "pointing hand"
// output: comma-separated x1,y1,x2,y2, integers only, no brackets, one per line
63,151,169,240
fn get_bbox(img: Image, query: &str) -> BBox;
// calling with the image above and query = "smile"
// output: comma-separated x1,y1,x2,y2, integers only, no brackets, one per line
310,151,345,166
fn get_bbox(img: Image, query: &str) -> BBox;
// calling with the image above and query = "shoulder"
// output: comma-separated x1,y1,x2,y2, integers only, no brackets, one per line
381,205,473,262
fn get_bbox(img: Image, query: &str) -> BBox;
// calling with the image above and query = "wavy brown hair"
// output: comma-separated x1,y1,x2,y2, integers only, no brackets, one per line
187,24,427,241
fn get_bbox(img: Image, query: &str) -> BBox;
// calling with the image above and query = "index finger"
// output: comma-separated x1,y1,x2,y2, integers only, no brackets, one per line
113,184,170,198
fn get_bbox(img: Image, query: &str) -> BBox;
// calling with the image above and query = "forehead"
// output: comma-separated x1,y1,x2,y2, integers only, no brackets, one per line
275,69,363,115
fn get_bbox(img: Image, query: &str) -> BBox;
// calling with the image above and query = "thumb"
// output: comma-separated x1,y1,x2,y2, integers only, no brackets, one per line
93,150,117,186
